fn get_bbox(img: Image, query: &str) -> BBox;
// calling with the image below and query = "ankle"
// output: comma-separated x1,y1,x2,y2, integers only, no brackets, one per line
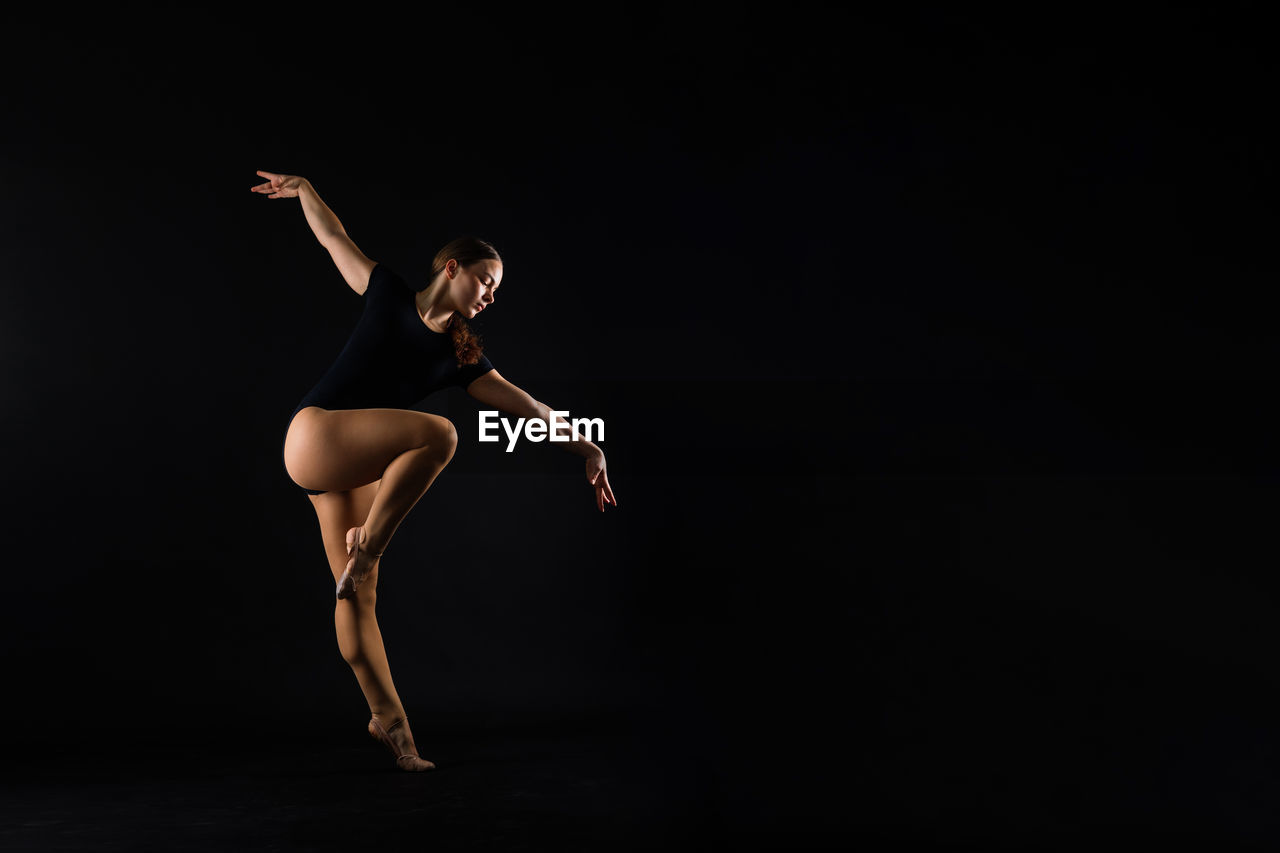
372,711,405,731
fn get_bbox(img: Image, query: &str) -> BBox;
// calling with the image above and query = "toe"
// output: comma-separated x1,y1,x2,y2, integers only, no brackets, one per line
336,569,354,599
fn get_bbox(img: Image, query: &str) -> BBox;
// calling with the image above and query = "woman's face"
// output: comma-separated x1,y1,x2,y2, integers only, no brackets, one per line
449,259,502,318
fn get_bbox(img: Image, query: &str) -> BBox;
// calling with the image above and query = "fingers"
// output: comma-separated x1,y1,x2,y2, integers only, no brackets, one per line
587,469,615,510
251,171,284,193
595,480,615,511
252,183,290,198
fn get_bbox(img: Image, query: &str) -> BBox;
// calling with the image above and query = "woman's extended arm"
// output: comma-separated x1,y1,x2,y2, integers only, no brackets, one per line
296,180,345,246
251,170,375,294
467,370,618,511
251,170,343,247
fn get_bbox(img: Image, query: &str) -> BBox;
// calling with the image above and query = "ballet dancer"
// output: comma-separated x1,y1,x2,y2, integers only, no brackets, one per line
256,170,618,771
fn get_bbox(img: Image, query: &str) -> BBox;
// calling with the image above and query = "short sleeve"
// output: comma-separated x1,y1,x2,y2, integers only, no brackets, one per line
454,352,495,389
366,262,413,301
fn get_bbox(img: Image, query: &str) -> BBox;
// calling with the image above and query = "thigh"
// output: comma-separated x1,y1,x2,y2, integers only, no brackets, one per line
309,479,382,589
285,407,456,495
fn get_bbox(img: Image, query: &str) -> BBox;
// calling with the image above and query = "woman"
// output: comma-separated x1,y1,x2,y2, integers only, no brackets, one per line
255,170,618,772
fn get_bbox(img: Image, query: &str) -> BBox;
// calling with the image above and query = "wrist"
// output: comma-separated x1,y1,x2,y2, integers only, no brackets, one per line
564,439,599,458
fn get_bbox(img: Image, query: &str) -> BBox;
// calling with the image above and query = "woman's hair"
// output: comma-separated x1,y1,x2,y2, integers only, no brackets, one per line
430,235,501,366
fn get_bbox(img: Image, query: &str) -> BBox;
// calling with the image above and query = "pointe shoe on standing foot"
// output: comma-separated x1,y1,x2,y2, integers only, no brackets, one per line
368,716,436,771
337,526,382,599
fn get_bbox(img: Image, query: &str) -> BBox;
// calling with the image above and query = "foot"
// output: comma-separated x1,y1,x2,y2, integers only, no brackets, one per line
368,715,435,771
337,526,382,599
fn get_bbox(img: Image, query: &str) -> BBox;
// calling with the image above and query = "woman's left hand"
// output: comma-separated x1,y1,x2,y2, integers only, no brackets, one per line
585,449,617,512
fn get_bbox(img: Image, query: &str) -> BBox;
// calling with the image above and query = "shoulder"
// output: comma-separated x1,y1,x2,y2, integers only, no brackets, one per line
366,262,416,297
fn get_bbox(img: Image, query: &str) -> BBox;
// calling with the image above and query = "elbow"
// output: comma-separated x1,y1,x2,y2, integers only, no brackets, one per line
318,229,346,250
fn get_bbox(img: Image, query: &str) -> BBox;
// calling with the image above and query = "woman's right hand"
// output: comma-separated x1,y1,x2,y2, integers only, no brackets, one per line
250,170,308,199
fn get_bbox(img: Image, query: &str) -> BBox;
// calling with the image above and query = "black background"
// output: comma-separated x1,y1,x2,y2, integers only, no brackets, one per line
2,6,1278,849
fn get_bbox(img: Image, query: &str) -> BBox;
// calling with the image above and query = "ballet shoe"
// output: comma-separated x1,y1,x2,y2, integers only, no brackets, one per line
368,716,436,771
337,525,382,600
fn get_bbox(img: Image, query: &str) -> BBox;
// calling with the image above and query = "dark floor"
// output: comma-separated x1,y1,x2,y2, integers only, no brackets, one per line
0,716,683,851
3,702,1277,851
0,709,866,852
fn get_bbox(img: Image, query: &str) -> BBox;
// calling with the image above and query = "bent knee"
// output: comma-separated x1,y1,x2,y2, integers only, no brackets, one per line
431,421,459,462
419,416,458,461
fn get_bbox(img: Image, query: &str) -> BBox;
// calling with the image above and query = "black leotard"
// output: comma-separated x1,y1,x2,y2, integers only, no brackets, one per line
282,262,494,492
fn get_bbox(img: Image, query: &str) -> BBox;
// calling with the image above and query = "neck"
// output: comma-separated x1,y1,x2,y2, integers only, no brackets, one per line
416,280,456,330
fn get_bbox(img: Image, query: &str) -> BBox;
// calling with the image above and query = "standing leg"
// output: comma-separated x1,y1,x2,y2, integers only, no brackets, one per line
309,483,434,770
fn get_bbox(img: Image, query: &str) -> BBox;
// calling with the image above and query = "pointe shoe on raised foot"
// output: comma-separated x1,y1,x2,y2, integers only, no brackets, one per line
368,716,436,771
336,526,382,600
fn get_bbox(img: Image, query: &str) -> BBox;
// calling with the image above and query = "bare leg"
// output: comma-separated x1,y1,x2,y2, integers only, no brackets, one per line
284,407,458,595
339,425,457,597
310,483,404,721
361,424,457,555
309,483,433,769
336,570,405,723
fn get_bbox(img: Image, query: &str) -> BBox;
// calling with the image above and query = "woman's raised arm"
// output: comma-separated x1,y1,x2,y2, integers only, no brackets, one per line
251,170,375,295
